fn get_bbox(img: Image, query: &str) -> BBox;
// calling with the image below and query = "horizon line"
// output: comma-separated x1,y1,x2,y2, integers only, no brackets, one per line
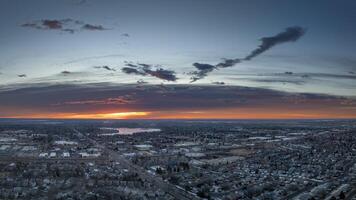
1,117,355,121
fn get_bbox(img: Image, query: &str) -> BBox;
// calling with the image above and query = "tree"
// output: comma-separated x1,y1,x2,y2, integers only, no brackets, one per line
168,176,180,185
155,167,163,175
196,186,210,199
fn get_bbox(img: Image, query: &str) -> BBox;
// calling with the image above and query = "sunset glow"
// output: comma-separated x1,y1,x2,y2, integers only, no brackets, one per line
0,0,356,119
3,109,356,120
6,112,150,120
67,112,150,119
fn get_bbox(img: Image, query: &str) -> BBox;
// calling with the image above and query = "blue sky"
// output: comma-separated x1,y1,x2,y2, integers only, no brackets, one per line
0,0,356,118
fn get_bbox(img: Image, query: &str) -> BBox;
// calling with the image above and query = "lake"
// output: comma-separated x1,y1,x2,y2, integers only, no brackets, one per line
99,127,161,136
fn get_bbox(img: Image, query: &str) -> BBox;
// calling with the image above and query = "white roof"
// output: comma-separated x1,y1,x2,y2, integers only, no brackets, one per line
63,152,70,157
54,140,78,145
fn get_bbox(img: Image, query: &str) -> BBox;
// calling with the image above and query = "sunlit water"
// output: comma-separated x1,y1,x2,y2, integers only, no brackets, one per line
99,127,161,136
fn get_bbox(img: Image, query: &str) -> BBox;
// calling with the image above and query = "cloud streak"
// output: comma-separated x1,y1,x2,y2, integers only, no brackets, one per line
189,26,306,82
121,63,178,81
212,81,225,85
82,24,107,31
60,54,124,66
244,26,306,61
61,71,71,75
189,63,216,82
54,96,135,106
93,65,116,71
21,19,108,33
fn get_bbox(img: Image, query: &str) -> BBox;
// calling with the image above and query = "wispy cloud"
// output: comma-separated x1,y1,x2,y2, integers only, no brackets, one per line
298,73,356,80
216,58,242,68
81,24,107,31
212,81,225,85
121,67,146,76
189,26,306,82
244,26,306,60
59,54,124,66
251,79,305,85
54,96,135,106
189,63,216,82
93,65,116,71
61,71,71,75
21,18,109,33
121,62,178,81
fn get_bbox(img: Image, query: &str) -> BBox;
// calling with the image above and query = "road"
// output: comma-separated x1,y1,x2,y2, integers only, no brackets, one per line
73,128,200,200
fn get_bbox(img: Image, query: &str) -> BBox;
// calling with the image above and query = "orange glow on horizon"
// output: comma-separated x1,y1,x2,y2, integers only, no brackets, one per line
2,108,356,120
67,112,150,119
147,111,356,119
5,112,150,119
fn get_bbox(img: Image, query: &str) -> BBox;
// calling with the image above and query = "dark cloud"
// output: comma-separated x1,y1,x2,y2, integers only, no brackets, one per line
122,63,178,81
285,71,293,75
21,19,107,33
189,60,242,82
189,26,306,82
192,63,216,71
17,74,27,78
189,63,216,82
244,26,306,61
81,24,106,31
21,19,79,33
146,68,178,81
0,83,354,118
216,58,241,68
212,81,225,85
22,19,69,30
93,65,116,71
54,71,89,78
121,67,146,76
61,71,71,75
42,20,63,29
121,33,130,37
125,63,138,68
61,28,75,34
137,63,151,68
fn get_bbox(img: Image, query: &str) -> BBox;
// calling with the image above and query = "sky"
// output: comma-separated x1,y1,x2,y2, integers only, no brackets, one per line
0,0,356,119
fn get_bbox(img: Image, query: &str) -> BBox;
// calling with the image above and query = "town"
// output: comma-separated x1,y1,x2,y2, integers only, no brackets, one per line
0,119,355,200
